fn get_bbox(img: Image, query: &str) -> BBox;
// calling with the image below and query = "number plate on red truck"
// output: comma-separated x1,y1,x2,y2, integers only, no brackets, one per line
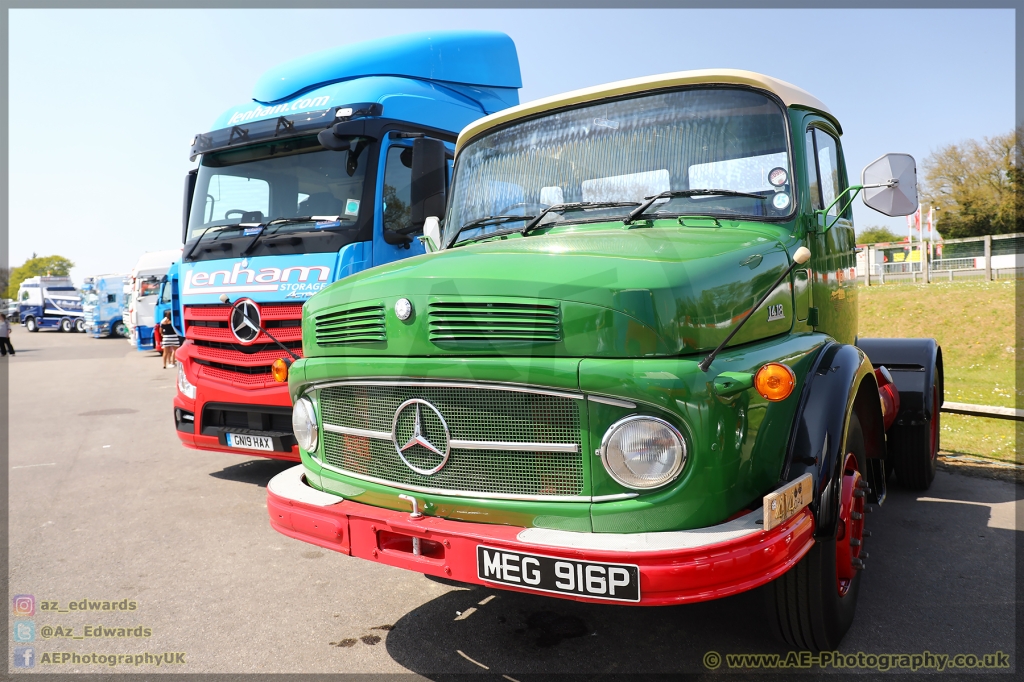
477,545,640,602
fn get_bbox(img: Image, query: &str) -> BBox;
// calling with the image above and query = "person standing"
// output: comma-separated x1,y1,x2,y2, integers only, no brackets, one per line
159,311,179,368
0,314,14,356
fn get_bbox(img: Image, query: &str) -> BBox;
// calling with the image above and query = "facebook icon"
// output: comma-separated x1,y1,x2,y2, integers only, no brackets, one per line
14,647,35,668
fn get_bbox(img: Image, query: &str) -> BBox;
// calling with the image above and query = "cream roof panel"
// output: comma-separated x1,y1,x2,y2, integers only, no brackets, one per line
456,69,838,153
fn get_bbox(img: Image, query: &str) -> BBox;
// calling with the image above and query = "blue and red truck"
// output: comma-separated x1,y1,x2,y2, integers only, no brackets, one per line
173,31,522,460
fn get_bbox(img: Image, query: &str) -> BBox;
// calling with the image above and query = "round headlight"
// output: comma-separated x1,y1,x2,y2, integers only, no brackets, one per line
292,397,318,453
601,416,686,490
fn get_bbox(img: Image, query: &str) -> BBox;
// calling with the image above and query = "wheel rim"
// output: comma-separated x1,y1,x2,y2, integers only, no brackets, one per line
930,383,940,461
835,451,865,597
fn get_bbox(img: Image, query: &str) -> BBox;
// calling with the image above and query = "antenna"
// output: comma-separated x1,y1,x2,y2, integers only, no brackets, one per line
698,247,811,373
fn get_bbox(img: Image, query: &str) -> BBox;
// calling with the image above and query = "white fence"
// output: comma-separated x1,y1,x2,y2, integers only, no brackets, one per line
857,234,1023,284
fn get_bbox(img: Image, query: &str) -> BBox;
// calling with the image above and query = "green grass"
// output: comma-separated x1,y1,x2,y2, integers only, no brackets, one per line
857,279,1019,463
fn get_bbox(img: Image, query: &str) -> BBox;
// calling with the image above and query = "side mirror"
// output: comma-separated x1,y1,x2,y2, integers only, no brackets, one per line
418,216,442,253
861,153,918,217
182,169,198,243
410,138,448,233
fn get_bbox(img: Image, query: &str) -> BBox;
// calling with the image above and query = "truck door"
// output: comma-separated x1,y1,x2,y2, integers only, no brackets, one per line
372,137,427,268
803,122,857,345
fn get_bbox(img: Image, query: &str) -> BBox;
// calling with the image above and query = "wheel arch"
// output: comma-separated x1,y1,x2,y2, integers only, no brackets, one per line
782,342,877,540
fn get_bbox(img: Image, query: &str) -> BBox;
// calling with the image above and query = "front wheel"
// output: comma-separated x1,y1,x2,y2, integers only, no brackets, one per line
59,318,72,333
75,319,86,333
25,317,38,333
112,321,128,338
765,413,868,651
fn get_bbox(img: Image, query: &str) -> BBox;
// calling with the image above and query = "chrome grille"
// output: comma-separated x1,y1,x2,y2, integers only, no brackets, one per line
318,383,583,497
428,301,560,343
314,303,386,345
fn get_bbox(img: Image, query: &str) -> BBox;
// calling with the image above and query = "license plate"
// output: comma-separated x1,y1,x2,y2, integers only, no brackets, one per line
763,473,813,531
477,546,640,602
226,433,275,452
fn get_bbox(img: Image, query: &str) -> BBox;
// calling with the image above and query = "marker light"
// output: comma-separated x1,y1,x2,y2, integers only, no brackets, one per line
272,358,290,383
754,363,796,401
768,167,789,187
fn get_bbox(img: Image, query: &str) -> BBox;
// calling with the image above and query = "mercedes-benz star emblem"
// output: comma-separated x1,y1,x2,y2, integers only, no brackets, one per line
391,399,451,476
230,299,262,345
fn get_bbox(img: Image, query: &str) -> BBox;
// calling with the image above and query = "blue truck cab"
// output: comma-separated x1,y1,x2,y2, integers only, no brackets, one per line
174,30,522,460
18,276,84,333
153,261,183,347
83,274,130,338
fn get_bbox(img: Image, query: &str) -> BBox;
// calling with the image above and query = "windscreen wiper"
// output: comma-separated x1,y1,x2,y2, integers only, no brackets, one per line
623,189,766,225
184,224,243,261
446,214,537,248
239,215,346,256
521,201,642,236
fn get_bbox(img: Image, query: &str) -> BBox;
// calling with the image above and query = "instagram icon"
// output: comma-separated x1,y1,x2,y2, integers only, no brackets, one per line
12,595,35,616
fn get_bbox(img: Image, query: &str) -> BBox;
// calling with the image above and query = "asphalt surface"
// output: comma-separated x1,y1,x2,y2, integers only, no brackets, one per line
6,330,1020,676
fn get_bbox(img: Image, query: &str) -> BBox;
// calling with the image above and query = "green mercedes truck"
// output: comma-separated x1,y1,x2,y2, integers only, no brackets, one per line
267,69,941,650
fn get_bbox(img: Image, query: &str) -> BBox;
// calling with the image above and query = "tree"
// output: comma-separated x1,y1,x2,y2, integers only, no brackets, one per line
857,226,903,244
920,127,1023,238
6,255,75,299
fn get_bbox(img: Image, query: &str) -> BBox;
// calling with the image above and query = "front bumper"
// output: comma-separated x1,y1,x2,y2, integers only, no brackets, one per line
267,465,815,606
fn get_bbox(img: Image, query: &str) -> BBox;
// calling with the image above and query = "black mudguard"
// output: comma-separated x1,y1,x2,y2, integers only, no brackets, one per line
855,338,943,426
782,342,885,541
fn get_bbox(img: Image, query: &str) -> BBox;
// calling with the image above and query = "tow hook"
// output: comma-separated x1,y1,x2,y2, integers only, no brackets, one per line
398,494,424,555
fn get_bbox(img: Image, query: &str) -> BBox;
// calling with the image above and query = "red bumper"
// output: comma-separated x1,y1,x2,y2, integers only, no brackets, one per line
173,347,299,462
267,466,816,606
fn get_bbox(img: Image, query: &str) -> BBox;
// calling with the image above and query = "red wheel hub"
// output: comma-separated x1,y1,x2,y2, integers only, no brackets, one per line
835,451,865,596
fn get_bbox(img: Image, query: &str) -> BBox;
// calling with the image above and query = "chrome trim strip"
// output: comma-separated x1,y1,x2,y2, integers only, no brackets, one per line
316,459,591,503
322,425,578,454
591,492,640,502
305,379,584,401
322,424,392,441
587,395,637,409
449,439,579,454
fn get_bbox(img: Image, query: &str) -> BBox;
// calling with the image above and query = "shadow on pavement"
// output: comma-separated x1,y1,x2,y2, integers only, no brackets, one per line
209,458,295,487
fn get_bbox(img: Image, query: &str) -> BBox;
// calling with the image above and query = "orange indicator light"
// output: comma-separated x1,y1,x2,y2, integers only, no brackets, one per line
272,358,290,383
754,363,796,401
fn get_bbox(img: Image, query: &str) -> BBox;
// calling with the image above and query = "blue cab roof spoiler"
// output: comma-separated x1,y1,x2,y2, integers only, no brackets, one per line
252,31,522,104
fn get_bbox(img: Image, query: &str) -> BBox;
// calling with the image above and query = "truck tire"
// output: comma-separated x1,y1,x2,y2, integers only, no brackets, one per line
112,321,128,338
59,318,72,333
25,317,38,333
75,319,86,333
766,413,868,651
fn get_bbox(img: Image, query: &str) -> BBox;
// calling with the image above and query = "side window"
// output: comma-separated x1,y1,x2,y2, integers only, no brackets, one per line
382,146,413,233
805,130,821,212
20,290,29,301
107,294,117,303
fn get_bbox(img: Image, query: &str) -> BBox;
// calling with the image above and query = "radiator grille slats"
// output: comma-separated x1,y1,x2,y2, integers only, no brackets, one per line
314,303,386,345
428,301,561,343
318,384,583,497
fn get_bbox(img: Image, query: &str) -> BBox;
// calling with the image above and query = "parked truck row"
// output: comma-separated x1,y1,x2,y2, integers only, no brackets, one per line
35,30,940,652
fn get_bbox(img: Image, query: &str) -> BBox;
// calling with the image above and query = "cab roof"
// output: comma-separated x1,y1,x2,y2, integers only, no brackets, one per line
456,68,839,152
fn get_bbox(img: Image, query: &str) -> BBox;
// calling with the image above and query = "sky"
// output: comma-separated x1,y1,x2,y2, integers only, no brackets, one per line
7,8,1017,285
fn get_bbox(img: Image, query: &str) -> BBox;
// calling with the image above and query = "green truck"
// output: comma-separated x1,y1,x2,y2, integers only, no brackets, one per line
267,69,941,651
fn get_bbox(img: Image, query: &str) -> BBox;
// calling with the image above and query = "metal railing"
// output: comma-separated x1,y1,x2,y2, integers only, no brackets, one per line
857,233,1023,284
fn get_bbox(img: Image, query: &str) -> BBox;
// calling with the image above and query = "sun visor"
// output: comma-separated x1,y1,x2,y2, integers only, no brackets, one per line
251,31,522,104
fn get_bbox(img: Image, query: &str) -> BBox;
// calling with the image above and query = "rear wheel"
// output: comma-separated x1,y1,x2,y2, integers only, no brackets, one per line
891,368,940,490
59,318,72,333
766,413,868,651
25,317,38,333
75,318,86,333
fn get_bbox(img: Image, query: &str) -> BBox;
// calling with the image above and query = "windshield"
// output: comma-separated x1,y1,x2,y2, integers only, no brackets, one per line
446,87,794,245
186,135,370,244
